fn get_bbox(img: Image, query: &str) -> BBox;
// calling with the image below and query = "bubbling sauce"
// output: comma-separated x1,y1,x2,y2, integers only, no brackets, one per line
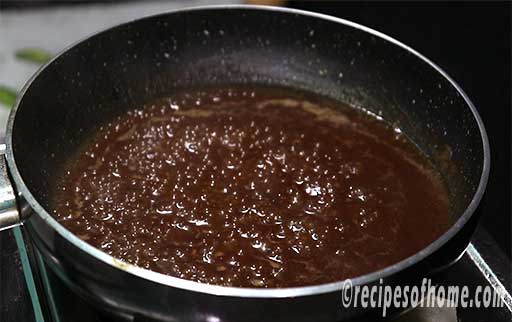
52,87,450,288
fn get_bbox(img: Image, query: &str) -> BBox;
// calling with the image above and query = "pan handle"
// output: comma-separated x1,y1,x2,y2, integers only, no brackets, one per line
0,144,21,231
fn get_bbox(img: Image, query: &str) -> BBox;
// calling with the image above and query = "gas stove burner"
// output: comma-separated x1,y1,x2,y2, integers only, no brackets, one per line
1,223,509,322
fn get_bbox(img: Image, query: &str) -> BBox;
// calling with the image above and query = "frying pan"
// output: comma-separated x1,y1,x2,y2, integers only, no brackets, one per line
0,5,489,322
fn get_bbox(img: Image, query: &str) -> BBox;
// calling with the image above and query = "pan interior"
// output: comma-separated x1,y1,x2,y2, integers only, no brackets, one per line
11,9,483,234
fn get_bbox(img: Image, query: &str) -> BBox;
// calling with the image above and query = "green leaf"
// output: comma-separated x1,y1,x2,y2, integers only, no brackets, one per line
15,48,53,64
0,86,17,108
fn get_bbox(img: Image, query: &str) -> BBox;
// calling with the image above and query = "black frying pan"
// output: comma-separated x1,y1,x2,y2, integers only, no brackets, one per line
0,5,489,322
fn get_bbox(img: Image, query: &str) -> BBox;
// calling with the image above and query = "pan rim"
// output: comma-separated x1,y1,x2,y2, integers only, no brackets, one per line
5,4,490,298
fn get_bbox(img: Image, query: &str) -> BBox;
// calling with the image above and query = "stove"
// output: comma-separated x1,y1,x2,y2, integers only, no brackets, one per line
1,222,510,322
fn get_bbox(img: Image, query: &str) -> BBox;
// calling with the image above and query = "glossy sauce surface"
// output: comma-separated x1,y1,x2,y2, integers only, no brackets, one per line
52,87,450,288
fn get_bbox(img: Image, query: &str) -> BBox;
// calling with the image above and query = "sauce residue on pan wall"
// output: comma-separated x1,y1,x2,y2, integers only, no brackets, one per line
52,86,450,288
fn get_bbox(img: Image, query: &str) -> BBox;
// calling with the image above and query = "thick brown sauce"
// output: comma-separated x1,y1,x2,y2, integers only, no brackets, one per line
52,87,450,288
